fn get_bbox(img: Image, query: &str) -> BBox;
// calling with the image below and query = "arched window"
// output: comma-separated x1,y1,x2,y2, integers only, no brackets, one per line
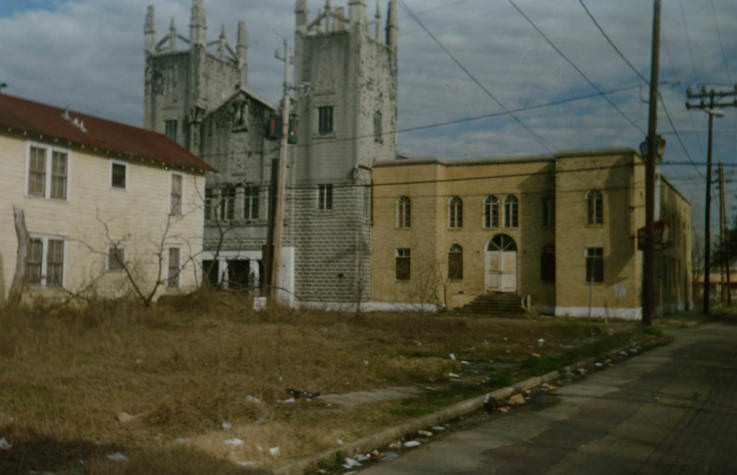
488,234,517,251
448,244,463,280
449,196,463,228
504,195,519,228
397,196,411,228
587,190,603,224
484,195,499,228
541,244,555,282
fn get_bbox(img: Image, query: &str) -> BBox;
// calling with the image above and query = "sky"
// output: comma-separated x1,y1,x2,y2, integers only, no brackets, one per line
2,0,737,234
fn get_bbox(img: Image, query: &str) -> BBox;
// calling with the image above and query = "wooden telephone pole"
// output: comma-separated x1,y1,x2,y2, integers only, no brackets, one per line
719,163,732,303
686,86,736,313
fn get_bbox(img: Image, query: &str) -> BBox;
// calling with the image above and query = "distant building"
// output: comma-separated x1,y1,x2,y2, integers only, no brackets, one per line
0,93,212,303
371,149,692,318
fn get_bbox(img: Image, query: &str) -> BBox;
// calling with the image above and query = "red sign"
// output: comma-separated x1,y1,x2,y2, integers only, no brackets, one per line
637,220,672,250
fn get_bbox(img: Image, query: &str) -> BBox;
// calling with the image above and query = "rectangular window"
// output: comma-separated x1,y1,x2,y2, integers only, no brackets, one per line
318,106,334,135
318,184,333,210
26,237,64,288
165,119,178,142
167,247,180,288
396,248,410,280
374,111,383,143
26,238,43,285
220,186,235,221
108,245,125,272
28,146,47,197
170,174,183,216
542,196,554,227
586,247,604,283
111,162,127,189
244,185,259,220
205,188,214,220
50,151,68,200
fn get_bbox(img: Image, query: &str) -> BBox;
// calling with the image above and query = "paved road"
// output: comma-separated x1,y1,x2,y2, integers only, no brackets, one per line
362,323,737,474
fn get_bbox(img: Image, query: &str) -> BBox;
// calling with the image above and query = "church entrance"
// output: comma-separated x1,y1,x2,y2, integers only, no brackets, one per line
485,234,517,293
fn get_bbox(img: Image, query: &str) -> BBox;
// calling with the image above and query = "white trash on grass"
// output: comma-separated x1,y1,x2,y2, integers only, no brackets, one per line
245,395,262,405
106,452,128,462
269,446,281,457
403,440,421,448
221,421,233,430
0,437,12,450
224,438,244,447
343,457,361,469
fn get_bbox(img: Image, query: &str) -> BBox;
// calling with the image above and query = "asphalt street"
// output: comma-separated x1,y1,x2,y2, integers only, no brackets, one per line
361,323,737,474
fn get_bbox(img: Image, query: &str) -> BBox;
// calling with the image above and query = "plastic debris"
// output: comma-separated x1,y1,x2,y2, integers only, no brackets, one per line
0,437,11,450
418,430,433,437
277,398,296,404
356,454,372,462
106,452,128,462
287,388,320,399
449,353,457,361
336,439,344,446
448,372,461,379
269,446,280,457
432,425,446,431
237,461,259,468
403,440,421,448
343,457,361,469
537,338,545,347
363,360,370,366
595,362,604,368
245,395,262,404
253,297,267,311
382,452,400,462
461,360,471,366
388,440,402,449
222,421,232,430
224,438,244,447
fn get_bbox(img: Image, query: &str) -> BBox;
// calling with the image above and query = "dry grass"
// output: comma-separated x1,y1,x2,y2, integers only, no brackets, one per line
0,291,650,473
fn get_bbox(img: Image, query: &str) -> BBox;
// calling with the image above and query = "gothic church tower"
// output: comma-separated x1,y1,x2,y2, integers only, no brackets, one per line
143,1,249,153
292,0,399,306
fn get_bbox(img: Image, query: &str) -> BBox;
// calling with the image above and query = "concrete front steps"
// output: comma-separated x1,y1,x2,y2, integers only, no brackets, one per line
455,293,526,316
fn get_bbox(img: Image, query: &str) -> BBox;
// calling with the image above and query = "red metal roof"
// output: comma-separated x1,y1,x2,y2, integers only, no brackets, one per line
0,93,215,173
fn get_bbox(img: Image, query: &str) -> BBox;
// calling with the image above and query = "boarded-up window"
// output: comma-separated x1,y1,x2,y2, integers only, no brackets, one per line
396,248,410,280
28,146,46,197
448,244,463,280
168,247,181,288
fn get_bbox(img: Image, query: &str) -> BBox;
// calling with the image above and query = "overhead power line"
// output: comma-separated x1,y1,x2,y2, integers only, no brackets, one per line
399,0,553,153
576,0,703,178
507,0,644,134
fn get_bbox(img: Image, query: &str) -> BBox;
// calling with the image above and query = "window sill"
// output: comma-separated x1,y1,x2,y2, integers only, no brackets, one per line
314,133,336,140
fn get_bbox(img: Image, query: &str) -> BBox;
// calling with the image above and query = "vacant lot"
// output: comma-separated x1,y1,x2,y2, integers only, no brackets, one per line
0,292,663,474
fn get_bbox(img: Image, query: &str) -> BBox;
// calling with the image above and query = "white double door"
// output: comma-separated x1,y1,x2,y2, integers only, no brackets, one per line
485,249,517,292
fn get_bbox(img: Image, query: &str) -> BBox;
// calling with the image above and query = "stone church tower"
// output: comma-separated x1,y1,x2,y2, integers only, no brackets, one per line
142,0,398,307
291,0,399,306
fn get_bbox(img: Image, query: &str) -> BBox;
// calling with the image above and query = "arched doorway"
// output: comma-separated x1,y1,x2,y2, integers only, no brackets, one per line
486,234,517,292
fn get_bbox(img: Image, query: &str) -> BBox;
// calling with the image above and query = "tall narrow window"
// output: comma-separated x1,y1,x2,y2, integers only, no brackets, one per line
396,248,411,280
541,244,555,282
46,239,64,287
220,186,235,221
50,151,68,200
28,146,46,197
374,111,383,143
397,196,411,228
318,184,333,210
586,247,604,283
449,196,463,228
541,196,554,228
170,174,183,216
205,188,214,220
26,238,43,285
318,106,334,135
165,119,178,142
244,185,259,220
484,195,499,228
504,195,519,227
168,247,181,288
587,190,603,224
448,244,463,280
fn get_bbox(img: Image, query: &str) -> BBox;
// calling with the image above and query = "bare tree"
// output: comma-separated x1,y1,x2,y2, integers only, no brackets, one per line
6,206,29,306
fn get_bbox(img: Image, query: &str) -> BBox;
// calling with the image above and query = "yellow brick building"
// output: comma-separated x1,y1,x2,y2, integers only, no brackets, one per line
371,148,692,319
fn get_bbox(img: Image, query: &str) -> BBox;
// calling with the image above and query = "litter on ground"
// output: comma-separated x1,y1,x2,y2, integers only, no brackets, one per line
269,446,281,457
224,438,244,447
0,437,11,450
106,452,128,462
403,440,421,448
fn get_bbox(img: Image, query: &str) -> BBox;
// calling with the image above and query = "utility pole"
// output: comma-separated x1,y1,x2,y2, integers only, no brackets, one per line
642,0,660,326
271,40,291,304
686,86,735,314
719,163,732,303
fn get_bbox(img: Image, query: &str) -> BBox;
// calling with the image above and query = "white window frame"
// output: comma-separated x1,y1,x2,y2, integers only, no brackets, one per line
110,160,128,191
318,184,333,210
170,172,183,216
27,234,67,288
25,141,71,201
167,246,182,288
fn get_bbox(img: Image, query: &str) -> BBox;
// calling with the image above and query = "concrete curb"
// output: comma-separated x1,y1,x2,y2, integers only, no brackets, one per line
274,337,667,475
